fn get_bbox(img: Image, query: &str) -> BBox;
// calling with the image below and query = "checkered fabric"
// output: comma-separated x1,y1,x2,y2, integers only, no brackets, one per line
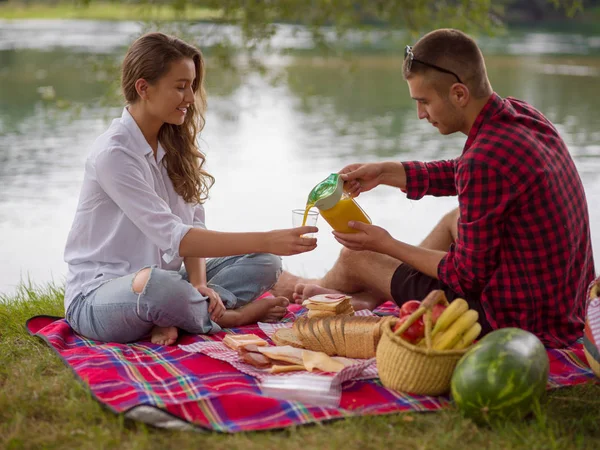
402,93,595,348
26,301,597,432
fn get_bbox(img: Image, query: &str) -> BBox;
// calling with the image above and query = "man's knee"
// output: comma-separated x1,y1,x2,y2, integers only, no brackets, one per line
444,207,459,223
132,268,152,294
446,207,459,240
338,247,381,269
338,246,356,264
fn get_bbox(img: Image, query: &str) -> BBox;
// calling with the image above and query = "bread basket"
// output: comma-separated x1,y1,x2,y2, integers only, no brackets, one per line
376,290,468,396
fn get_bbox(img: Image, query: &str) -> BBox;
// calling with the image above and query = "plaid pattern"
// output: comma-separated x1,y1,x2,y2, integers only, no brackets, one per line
402,93,595,348
179,341,376,383
587,298,600,347
180,308,379,382
26,301,598,432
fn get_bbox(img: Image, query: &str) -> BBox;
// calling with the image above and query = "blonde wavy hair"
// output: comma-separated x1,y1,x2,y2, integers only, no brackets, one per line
121,32,214,204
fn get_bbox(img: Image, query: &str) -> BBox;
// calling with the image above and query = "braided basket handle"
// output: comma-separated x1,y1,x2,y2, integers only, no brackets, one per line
590,279,600,300
391,289,449,350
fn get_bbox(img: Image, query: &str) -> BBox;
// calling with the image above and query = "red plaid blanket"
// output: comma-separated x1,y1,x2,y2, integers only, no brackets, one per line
26,302,598,432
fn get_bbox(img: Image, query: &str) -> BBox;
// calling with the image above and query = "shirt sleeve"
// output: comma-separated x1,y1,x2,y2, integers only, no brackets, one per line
437,157,513,295
193,203,207,229
402,160,457,199
95,147,192,262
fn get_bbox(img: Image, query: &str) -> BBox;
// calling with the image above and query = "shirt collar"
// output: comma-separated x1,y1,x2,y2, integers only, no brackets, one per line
463,92,504,153
121,107,166,164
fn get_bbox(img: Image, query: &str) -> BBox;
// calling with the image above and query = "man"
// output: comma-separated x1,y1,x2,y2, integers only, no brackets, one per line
273,28,595,348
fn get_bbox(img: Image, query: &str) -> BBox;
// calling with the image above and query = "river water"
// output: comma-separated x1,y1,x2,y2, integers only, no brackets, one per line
0,20,599,297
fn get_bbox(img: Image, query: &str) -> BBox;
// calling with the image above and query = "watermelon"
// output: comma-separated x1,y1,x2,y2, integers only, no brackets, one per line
450,327,549,424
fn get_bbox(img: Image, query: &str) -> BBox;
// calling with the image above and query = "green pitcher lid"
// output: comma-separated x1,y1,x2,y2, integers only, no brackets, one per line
307,173,344,211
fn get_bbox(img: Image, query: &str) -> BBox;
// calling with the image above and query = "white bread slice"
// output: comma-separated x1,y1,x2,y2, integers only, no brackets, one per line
223,334,268,351
272,328,305,349
320,317,339,356
307,319,326,353
302,294,352,312
316,318,337,356
331,316,346,356
257,345,304,365
293,317,310,347
307,309,335,319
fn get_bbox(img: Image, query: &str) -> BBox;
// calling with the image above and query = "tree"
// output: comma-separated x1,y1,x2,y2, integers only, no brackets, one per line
169,0,584,48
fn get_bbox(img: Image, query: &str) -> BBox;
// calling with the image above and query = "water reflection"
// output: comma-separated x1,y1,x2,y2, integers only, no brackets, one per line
0,20,599,296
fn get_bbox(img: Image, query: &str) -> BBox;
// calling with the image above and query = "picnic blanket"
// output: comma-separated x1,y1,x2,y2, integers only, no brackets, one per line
26,301,598,432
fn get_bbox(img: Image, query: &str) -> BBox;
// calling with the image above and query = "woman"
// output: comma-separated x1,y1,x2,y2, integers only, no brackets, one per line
64,32,317,346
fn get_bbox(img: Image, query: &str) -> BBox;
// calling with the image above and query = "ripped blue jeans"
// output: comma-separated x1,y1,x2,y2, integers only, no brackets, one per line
66,253,282,343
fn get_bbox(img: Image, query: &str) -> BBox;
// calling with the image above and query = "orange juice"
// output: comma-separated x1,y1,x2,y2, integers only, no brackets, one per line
319,196,370,233
301,202,315,227
306,173,371,233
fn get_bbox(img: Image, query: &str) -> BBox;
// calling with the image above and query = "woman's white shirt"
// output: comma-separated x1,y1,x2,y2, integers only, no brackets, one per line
63,108,205,310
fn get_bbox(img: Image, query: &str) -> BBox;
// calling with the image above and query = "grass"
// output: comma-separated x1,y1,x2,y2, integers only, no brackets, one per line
1,284,600,449
0,0,222,21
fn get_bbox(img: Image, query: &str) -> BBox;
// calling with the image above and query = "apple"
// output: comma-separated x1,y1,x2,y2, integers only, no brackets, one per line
393,316,425,343
399,300,421,318
431,304,447,325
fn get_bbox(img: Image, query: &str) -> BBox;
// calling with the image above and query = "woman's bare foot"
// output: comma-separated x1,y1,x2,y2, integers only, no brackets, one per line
293,283,345,303
271,271,319,300
216,297,290,328
151,326,179,345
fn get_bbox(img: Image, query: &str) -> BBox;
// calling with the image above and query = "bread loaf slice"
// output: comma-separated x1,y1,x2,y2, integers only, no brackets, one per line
318,317,338,356
272,328,305,349
330,316,346,356
289,315,383,358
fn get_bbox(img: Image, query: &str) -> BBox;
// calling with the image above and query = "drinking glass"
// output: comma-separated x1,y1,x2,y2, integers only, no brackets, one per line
292,208,318,237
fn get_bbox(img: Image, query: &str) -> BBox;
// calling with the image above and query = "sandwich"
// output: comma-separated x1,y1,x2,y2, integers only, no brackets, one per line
302,293,355,318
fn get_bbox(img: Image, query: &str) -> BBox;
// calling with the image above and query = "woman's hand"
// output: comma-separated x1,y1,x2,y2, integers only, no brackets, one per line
339,163,384,197
332,221,393,254
195,284,225,322
266,227,318,256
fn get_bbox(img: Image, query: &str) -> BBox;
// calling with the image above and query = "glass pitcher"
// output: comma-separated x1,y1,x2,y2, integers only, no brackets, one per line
307,173,371,233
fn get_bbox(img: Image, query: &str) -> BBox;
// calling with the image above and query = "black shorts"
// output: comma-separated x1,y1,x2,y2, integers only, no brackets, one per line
390,263,492,335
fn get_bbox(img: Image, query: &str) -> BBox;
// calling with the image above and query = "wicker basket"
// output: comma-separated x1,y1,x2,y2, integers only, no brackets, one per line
584,280,600,378
376,290,468,396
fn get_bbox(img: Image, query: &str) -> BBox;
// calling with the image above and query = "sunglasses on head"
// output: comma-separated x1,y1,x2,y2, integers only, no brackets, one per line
404,45,463,84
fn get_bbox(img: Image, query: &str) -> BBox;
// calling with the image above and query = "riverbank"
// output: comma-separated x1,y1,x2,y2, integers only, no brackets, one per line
1,283,600,448
0,1,222,21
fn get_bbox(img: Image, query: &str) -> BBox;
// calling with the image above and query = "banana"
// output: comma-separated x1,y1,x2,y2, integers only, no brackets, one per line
431,298,469,338
432,331,445,348
452,322,482,350
432,309,479,350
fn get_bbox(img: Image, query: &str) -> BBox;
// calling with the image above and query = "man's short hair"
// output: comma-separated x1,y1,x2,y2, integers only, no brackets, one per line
402,29,492,99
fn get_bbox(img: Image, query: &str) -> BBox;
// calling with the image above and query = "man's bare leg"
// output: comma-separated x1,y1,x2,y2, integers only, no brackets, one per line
292,283,390,311
418,207,459,250
271,271,316,300
272,207,460,310
291,248,401,310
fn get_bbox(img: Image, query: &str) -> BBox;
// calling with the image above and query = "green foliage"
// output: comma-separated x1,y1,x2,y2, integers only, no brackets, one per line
172,0,584,45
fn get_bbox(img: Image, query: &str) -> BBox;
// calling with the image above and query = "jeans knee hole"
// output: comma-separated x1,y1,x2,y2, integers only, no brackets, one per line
131,267,153,295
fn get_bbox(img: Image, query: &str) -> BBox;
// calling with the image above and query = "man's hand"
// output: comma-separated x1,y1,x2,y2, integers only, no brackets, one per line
195,284,225,322
339,163,384,197
332,221,394,253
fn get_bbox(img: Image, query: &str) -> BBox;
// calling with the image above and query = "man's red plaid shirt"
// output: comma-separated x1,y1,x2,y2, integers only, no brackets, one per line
402,93,595,348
